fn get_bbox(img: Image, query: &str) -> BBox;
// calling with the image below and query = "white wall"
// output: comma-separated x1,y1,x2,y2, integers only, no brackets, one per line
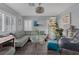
57,4,79,29
23,16,51,34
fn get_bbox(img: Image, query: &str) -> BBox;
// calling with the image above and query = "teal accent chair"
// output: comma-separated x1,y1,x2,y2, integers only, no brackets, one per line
47,39,60,52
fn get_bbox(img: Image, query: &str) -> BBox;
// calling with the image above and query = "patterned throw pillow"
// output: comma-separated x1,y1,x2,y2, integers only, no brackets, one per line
71,30,79,43
73,31,79,39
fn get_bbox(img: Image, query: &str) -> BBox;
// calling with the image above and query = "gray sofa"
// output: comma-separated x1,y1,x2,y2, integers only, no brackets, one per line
13,31,29,47
25,31,46,43
13,31,46,47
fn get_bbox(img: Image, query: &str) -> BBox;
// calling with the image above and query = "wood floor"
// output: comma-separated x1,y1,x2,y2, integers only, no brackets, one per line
15,41,60,55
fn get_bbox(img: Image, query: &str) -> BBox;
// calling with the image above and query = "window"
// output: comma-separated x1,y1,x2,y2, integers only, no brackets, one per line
0,13,3,32
24,20,32,31
4,15,11,32
1,13,16,33
10,16,16,32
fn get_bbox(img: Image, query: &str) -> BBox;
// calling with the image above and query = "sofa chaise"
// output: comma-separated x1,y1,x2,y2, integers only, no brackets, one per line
13,31,29,47
13,31,46,47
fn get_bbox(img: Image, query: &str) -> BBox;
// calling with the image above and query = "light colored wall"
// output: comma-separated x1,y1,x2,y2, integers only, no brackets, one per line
23,16,51,34
57,3,79,29
0,3,24,35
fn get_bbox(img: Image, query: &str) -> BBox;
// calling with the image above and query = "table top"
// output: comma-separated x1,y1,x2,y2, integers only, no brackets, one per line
0,35,15,44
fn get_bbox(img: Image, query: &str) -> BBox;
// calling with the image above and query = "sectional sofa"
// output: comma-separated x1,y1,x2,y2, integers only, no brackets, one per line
13,31,46,47
0,30,46,55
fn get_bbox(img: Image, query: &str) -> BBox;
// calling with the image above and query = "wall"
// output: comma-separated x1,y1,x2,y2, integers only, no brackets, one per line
0,3,24,35
57,3,79,29
23,16,51,34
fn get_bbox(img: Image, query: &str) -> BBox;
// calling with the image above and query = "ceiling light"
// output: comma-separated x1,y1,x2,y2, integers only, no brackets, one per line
36,3,44,14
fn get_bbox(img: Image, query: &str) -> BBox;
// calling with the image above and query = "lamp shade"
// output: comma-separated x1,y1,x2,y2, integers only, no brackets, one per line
36,6,44,14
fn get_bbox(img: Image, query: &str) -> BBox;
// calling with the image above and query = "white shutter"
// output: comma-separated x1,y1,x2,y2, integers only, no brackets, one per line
24,20,32,31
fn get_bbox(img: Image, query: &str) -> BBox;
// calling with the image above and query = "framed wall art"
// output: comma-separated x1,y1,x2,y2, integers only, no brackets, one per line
62,12,71,29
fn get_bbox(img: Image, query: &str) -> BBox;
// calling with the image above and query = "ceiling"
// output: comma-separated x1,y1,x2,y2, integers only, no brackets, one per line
5,3,74,16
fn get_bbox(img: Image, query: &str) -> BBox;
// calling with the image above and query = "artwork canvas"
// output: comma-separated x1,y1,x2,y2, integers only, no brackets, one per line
33,21,39,26
62,12,71,29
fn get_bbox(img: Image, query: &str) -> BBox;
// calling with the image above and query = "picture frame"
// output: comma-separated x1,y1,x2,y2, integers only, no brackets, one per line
63,12,71,24
62,12,71,29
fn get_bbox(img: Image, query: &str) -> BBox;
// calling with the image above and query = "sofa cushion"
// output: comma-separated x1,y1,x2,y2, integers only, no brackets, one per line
14,31,25,38
31,31,39,35
39,31,45,35
15,36,29,47
25,31,31,35
15,36,28,43
75,31,79,39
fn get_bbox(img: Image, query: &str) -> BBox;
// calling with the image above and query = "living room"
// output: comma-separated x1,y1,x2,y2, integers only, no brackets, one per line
0,3,79,55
